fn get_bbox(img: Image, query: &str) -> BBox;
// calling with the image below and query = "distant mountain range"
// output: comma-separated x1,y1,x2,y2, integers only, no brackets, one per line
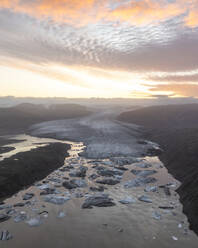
0,103,91,135
118,103,198,129
1,96,198,108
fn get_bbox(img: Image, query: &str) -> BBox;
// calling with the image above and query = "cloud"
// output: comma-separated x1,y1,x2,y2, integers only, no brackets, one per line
102,30,198,73
0,0,197,27
149,83,198,97
108,0,185,25
0,0,105,26
184,0,198,28
149,73,198,82
150,94,175,98
0,9,198,76
1,1,198,99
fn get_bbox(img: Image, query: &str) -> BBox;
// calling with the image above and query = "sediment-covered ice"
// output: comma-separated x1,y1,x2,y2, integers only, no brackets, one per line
30,109,155,158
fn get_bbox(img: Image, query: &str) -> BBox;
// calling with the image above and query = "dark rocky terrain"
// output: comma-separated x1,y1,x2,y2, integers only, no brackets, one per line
0,143,70,200
0,103,91,135
118,104,198,234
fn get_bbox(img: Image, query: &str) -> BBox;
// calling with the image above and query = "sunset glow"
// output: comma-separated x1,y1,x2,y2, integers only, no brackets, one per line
0,0,198,98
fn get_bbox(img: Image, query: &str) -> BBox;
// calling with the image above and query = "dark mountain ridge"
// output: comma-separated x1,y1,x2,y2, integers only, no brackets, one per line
118,104,198,234
0,103,91,135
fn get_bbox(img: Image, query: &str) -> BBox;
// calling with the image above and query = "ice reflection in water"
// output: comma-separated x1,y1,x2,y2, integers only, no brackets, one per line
0,136,198,248
0,134,68,161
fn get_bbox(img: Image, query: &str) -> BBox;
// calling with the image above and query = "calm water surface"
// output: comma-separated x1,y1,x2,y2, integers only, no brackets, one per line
0,134,198,248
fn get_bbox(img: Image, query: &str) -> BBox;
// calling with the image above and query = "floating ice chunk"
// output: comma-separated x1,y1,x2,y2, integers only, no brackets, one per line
131,170,157,177
138,195,152,203
48,178,62,183
40,188,60,195
89,186,105,192
0,230,12,241
71,179,87,188
26,217,42,227
119,196,136,204
178,223,182,228
6,209,17,215
110,157,140,166
82,193,115,209
124,177,157,188
97,167,123,177
14,202,26,207
44,195,70,205
135,163,152,168
0,214,10,223
152,211,162,220
163,187,171,196
114,175,123,180
57,211,66,218
168,182,177,188
101,161,113,166
73,192,84,198
111,157,141,166
38,184,51,190
144,186,158,192
88,173,99,180
96,178,120,185
23,193,34,200
54,183,62,188
69,166,88,178
0,205,12,210
14,212,27,223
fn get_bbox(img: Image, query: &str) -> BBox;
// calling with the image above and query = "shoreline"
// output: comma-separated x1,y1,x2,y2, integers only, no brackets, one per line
0,142,70,201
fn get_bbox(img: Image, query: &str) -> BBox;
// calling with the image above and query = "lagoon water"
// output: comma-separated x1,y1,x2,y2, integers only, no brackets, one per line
1,109,198,247
0,134,198,248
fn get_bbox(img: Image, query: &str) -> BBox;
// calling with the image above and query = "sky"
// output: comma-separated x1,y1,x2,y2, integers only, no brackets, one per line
0,0,198,98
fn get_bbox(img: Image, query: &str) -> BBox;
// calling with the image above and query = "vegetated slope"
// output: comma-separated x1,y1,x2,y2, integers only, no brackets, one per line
118,104,198,234
0,103,91,134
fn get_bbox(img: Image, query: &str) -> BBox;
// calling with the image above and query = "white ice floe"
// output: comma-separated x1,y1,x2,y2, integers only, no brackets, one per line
57,211,66,218
26,217,42,227
119,196,136,204
44,195,70,205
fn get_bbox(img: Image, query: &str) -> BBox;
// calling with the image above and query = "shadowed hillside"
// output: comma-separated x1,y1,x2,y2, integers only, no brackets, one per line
118,104,198,129
0,103,91,135
118,104,198,234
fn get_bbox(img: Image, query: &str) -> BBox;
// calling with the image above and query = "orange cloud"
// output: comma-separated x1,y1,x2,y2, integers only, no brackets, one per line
0,0,197,27
184,0,198,27
149,83,198,97
0,0,105,26
108,0,185,25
